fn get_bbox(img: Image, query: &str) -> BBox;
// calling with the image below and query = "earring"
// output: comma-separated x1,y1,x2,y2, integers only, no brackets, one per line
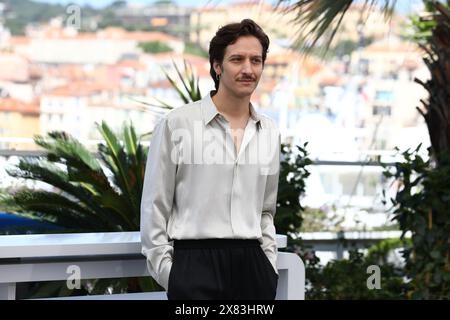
216,73,221,81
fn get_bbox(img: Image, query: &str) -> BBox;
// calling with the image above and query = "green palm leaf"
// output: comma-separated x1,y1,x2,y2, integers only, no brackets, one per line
34,131,102,171
123,121,138,158
96,122,139,218
172,59,202,102
161,66,190,104
6,158,130,229
11,190,102,230
1,122,146,232
277,0,397,53
151,59,203,109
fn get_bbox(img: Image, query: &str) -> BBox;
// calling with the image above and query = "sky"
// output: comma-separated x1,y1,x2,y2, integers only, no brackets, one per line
34,0,424,13
34,0,235,8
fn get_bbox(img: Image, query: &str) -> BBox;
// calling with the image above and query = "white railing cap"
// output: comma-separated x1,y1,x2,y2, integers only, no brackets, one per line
0,232,287,259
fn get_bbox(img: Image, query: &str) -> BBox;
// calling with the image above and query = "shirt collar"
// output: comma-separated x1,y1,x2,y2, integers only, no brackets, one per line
201,90,262,130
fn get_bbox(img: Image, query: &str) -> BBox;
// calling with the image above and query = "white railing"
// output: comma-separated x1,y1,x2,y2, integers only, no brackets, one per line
297,231,408,261
0,232,305,300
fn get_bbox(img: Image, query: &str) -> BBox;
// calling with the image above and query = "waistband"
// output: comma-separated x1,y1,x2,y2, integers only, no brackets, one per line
173,238,261,249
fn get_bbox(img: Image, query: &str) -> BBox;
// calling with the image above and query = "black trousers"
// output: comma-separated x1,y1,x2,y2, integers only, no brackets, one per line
167,238,278,300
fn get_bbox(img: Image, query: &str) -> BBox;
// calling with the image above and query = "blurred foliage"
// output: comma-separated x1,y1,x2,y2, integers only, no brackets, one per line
184,42,209,58
367,237,411,265
3,0,66,35
306,249,409,299
3,0,98,35
331,36,375,58
408,0,450,45
280,0,450,300
412,2,450,167
300,207,329,232
382,145,450,299
138,41,173,54
275,142,311,252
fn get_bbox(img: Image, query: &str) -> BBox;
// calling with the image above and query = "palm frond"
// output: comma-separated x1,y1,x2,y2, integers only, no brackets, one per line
11,190,106,230
5,159,131,229
132,58,203,113
34,131,102,171
123,121,138,158
127,96,173,111
172,59,202,102
161,65,190,104
96,122,140,222
277,0,397,54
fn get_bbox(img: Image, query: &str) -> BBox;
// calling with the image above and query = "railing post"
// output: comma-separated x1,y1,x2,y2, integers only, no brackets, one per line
277,252,305,300
0,283,16,300
336,231,345,259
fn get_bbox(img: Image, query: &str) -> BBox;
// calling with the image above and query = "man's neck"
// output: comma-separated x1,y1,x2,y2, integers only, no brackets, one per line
211,89,251,120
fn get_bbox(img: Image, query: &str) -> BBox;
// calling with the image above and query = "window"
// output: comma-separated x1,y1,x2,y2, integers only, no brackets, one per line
375,90,394,103
372,105,391,116
359,58,369,75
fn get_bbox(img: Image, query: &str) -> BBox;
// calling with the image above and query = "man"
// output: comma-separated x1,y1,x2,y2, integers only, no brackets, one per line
140,19,281,300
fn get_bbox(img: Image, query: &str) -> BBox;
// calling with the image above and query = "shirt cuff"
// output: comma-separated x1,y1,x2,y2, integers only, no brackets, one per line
159,259,173,292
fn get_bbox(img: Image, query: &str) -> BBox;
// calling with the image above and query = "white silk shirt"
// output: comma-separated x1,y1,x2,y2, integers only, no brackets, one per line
140,91,281,291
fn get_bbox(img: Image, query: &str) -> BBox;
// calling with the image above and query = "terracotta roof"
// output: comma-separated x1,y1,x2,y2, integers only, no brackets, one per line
9,36,31,46
149,52,177,61
318,74,342,86
402,58,420,70
0,98,40,115
196,0,274,11
44,64,123,89
26,25,183,43
45,64,87,80
266,51,324,77
149,79,174,89
149,52,208,64
0,53,30,82
148,52,210,77
88,66,122,88
227,0,274,9
117,59,147,71
179,52,208,63
99,27,180,42
122,31,181,43
46,81,116,97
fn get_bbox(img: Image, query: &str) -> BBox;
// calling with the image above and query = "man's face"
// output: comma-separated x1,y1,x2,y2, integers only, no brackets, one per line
214,35,264,98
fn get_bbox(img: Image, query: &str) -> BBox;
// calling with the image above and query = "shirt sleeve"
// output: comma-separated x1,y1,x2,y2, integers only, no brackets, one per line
140,116,177,291
260,131,281,275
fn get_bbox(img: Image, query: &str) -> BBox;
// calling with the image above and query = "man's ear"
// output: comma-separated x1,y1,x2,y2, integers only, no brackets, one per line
213,61,223,75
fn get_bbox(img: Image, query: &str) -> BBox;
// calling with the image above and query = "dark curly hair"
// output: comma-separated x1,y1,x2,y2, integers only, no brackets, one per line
208,19,270,90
